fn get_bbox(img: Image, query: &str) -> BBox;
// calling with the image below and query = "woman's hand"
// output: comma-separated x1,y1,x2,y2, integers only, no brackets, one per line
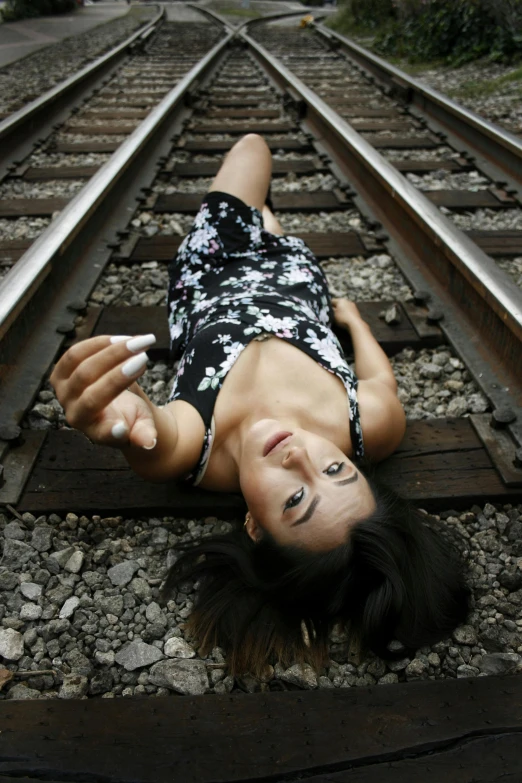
331,298,365,330
50,334,158,450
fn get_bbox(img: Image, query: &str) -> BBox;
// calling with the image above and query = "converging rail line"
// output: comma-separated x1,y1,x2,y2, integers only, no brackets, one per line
0,5,521,781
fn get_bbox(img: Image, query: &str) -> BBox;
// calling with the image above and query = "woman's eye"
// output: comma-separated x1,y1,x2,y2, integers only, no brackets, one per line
325,462,345,475
285,488,304,510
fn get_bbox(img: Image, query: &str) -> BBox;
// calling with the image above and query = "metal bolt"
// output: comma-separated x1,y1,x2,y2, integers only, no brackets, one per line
426,307,444,323
490,406,517,429
513,448,522,468
56,322,76,335
0,424,22,442
413,290,431,305
67,300,87,313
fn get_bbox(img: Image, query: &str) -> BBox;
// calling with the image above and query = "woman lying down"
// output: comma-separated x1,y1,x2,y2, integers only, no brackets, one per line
51,134,470,677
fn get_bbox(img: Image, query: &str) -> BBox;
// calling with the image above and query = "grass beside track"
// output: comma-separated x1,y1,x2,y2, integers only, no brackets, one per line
324,10,522,105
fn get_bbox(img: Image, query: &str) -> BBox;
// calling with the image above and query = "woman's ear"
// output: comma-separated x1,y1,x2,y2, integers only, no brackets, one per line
245,513,262,543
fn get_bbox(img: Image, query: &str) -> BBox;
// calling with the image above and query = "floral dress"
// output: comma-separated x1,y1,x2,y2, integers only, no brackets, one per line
167,191,364,486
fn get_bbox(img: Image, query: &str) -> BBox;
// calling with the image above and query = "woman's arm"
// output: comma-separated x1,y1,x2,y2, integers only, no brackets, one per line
50,335,193,483
331,299,406,461
332,299,397,389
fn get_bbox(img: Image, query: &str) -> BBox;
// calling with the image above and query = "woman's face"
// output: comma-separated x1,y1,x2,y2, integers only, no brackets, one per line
239,419,376,551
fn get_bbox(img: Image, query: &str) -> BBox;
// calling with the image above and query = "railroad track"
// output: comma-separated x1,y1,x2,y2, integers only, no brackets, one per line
0,7,521,781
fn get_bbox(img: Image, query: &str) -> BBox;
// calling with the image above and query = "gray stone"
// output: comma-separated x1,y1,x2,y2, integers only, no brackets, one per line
46,584,73,605
59,596,80,619
129,577,152,602
1,540,35,568
164,637,196,658
405,658,428,679
107,560,140,587
479,653,521,676
95,650,115,666
59,674,89,699
115,640,163,671
64,649,93,677
279,663,318,689
0,570,18,590
0,628,24,660
20,603,42,621
4,522,26,541
20,582,42,601
65,551,84,574
89,670,114,696
456,664,480,678
452,625,478,645
447,397,469,417
48,547,76,569
145,601,166,625
7,684,41,700
31,526,53,552
383,304,402,325
149,659,209,695
98,595,124,617
419,362,442,379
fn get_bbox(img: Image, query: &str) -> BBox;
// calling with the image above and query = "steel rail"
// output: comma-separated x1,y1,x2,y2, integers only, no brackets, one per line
313,22,522,191
0,28,234,343
240,28,522,418
0,4,164,178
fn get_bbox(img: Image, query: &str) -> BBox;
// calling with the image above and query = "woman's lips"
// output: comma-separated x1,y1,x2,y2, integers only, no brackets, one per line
263,431,292,457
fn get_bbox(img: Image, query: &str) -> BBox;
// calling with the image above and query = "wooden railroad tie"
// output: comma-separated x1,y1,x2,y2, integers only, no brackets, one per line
1,189,513,220
110,231,370,263
7,415,521,515
0,675,520,782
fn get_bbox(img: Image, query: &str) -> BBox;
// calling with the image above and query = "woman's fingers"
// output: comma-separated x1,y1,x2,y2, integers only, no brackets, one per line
65,349,153,429
52,335,155,404
50,334,157,429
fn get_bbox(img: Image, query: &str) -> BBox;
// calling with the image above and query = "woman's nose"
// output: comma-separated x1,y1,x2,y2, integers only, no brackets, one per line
282,446,311,471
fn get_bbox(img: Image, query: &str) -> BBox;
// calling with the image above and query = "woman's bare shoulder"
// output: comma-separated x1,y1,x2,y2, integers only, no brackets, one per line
357,380,406,462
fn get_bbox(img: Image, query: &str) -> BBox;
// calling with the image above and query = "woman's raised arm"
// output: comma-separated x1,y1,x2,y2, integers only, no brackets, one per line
50,335,186,482
331,299,406,461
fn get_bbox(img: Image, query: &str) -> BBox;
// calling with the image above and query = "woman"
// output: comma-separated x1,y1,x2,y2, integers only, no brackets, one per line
51,134,470,677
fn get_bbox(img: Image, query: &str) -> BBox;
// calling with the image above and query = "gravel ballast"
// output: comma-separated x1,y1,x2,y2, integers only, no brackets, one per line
3,42,521,702
0,7,157,116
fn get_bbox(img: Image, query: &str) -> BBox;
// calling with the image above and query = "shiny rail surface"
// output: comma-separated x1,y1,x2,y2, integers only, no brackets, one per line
241,27,522,415
314,22,522,195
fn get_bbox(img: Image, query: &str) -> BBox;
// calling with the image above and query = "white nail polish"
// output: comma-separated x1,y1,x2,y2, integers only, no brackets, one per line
111,421,128,439
126,334,156,353
110,335,132,344
143,438,157,450
122,352,148,377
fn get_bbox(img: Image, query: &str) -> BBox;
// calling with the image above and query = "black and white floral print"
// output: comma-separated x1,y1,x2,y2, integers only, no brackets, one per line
167,192,364,485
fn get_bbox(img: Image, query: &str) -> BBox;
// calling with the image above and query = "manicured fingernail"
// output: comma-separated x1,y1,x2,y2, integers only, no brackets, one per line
126,334,156,353
110,335,132,344
122,352,148,377
143,438,157,450
111,421,128,439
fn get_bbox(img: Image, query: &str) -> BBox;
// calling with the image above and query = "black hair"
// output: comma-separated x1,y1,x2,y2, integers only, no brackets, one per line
160,464,471,677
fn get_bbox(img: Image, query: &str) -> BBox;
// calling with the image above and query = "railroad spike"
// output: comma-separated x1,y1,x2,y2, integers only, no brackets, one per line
0,424,22,442
426,307,444,323
491,406,517,429
514,448,522,468
413,290,432,305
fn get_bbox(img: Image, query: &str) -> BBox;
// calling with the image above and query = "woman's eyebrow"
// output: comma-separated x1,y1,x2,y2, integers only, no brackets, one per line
335,473,359,487
291,495,320,526
290,472,359,527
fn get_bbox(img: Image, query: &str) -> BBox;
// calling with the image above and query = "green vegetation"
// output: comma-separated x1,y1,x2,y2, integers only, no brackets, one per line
325,0,522,65
1,0,76,22
446,64,522,100
219,7,262,18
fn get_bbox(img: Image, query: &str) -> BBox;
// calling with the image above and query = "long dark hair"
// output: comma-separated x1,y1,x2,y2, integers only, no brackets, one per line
160,464,471,677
